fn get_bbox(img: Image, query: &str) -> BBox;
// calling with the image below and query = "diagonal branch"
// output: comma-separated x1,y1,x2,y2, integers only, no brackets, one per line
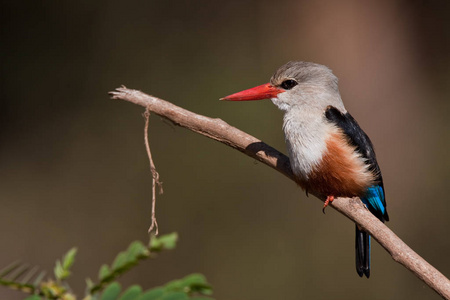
109,86,450,299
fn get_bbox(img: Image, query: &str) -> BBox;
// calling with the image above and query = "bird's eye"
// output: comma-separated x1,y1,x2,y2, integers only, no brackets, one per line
280,79,298,90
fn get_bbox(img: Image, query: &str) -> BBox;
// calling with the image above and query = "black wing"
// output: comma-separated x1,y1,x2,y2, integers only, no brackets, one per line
325,106,388,221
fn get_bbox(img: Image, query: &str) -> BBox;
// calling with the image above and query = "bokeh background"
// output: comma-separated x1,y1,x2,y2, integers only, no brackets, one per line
1,0,449,299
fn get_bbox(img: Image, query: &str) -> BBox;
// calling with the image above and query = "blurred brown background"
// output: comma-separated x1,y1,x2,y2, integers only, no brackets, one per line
1,0,449,299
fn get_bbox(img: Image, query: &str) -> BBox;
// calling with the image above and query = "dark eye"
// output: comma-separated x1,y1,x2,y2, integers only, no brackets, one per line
280,79,298,90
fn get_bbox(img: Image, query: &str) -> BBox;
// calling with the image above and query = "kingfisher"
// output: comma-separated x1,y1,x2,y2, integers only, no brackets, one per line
220,61,389,278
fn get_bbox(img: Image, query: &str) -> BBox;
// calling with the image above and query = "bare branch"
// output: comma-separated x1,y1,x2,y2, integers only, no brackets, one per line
109,86,450,299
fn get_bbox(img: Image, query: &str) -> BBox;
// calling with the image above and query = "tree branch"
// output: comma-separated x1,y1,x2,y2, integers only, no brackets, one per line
109,86,450,299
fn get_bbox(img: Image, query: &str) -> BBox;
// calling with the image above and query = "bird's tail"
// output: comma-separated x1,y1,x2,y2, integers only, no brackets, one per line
355,225,370,278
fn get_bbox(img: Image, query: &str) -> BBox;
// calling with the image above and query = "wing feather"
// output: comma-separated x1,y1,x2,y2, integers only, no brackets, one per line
325,106,389,222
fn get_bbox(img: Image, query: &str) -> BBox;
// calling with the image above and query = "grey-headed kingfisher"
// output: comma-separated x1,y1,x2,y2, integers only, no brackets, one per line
220,61,389,278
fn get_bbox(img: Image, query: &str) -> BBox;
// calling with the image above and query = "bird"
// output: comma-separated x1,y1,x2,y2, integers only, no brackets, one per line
220,61,389,278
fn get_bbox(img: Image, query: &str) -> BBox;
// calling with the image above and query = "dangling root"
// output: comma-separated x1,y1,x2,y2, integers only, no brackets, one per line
144,108,163,235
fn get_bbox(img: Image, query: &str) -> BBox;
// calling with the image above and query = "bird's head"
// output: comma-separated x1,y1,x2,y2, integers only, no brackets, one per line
221,61,345,113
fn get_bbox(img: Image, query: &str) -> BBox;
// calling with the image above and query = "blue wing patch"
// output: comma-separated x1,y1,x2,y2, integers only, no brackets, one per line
361,185,388,221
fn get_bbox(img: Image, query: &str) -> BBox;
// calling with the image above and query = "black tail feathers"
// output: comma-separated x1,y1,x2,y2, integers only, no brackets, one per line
355,225,370,278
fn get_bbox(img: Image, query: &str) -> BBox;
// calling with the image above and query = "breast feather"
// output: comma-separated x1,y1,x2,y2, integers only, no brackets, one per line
306,129,375,198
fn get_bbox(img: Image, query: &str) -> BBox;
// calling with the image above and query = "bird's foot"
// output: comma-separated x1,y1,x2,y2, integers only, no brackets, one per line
322,195,335,214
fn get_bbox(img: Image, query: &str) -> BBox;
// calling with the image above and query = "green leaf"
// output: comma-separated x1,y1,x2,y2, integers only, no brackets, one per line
88,235,187,296
126,241,150,262
98,264,111,281
54,247,77,281
162,274,211,295
118,285,142,300
179,274,212,295
111,252,128,271
149,233,178,253
163,279,183,292
137,288,164,300
180,274,206,285
0,261,21,277
62,248,77,270
54,260,64,280
23,295,41,300
160,292,189,300
100,282,122,300
0,261,43,294
86,277,95,290
33,270,46,286
7,264,30,281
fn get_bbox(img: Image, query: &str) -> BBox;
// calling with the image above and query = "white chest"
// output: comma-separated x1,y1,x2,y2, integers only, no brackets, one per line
282,112,330,180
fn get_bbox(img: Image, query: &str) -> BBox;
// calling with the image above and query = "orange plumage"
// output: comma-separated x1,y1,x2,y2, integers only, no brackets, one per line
306,130,375,199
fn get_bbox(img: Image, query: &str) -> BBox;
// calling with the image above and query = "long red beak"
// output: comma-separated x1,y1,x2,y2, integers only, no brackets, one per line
220,83,284,101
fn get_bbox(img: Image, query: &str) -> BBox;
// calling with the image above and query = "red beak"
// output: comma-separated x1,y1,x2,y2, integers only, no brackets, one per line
220,83,284,101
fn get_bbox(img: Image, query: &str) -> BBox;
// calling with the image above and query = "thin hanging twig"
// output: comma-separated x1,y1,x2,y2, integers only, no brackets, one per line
143,108,163,235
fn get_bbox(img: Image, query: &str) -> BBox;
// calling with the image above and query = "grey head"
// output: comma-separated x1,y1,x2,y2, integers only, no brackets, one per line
219,61,348,181
269,61,346,113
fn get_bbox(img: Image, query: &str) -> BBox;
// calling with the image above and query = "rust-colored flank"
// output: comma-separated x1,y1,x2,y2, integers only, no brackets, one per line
307,130,375,198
